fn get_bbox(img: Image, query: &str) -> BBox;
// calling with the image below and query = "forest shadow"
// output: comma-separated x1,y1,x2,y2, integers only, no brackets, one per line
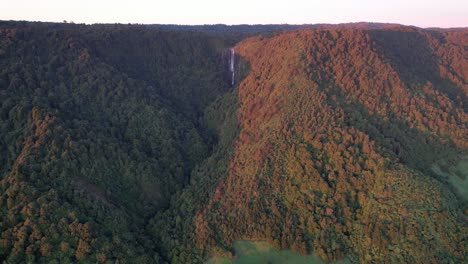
330,84,461,184
369,30,438,82
369,30,466,104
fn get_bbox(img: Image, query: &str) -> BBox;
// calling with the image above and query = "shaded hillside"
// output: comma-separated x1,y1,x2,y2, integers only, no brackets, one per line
152,27,467,263
0,22,231,263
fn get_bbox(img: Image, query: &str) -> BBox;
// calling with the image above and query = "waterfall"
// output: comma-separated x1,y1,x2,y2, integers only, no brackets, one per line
230,48,235,86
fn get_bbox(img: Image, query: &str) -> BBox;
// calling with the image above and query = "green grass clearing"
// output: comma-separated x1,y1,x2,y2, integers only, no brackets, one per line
432,157,468,201
207,240,351,264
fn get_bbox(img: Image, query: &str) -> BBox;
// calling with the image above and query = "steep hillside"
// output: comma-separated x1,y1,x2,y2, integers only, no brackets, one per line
0,22,231,263
153,27,467,263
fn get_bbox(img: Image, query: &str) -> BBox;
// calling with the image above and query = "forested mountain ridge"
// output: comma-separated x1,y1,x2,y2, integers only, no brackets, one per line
152,27,467,263
0,21,467,263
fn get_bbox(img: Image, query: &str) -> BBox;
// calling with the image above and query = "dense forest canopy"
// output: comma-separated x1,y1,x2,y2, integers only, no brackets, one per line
0,20,466,263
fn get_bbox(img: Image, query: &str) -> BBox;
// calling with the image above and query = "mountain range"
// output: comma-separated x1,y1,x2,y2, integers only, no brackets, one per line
0,20,466,263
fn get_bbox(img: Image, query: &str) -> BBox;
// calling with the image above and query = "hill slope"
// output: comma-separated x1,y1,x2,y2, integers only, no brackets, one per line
0,21,232,263
152,27,467,263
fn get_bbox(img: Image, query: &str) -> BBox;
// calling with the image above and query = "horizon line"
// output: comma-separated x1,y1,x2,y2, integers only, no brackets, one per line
1,19,467,29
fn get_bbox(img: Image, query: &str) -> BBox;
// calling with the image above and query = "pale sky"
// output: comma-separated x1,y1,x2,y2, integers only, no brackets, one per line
1,0,467,28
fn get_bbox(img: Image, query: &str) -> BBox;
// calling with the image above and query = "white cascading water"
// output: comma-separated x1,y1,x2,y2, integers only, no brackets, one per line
230,48,235,86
